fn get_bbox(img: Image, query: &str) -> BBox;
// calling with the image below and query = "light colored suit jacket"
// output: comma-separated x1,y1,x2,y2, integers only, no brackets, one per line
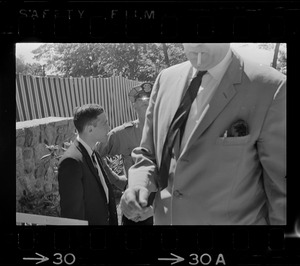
129,50,286,225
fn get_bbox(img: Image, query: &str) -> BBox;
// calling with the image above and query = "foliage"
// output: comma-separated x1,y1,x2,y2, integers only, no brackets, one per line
258,43,275,50
258,43,286,74
18,190,60,217
31,43,186,81
18,140,125,218
21,43,288,78
16,55,45,76
276,44,287,75
40,142,72,168
18,141,72,217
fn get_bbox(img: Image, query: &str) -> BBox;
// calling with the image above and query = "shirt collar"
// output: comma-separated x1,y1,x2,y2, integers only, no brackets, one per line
192,47,232,81
77,135,93,157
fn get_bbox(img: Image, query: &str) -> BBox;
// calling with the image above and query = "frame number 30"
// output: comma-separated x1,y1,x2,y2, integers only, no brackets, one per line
53,253,76,265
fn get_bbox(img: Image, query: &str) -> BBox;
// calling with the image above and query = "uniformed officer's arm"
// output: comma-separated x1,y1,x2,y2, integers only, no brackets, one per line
95,130,118,157
102,158,127,190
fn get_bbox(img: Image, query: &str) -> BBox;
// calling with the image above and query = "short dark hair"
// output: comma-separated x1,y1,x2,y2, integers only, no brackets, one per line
73,104,104,133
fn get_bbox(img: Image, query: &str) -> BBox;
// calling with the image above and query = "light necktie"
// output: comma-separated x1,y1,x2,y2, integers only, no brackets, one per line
92,152,109,203
158,70,207,190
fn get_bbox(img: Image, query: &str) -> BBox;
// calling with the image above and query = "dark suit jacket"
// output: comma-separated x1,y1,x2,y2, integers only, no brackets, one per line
58,139,118,225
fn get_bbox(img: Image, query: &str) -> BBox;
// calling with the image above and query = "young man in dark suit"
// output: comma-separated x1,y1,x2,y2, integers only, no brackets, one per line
58,104,118,225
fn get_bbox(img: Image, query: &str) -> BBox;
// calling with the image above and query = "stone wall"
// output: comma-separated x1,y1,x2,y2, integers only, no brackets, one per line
16,117,76,216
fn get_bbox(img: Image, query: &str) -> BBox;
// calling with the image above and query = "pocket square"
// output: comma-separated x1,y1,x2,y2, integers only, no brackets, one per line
227,119,249,137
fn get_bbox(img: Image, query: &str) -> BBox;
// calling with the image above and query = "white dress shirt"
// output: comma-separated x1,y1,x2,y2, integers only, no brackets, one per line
180,48,233,153
77,135,109,203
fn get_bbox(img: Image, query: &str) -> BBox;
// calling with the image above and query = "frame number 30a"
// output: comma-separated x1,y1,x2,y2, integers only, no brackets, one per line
53,253,76,265
189,253,226,265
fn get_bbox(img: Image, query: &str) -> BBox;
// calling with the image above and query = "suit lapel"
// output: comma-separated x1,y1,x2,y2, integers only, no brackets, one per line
94,152,117,218
94,153,111,189
74,139,103,188
74,140,117,224
180,51,243,157
176,63,194,101
163,62,193,130
94,152,115,197
158,62,193,163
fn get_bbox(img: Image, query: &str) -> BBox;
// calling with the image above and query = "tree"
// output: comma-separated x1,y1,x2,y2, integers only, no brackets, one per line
258,43,286,75
161,43,170,67
16,55,27,74
258,43,275,50
272,43,280,69
16,55,45,76
31,43,187,81
32,43,103,77
276,44,286,75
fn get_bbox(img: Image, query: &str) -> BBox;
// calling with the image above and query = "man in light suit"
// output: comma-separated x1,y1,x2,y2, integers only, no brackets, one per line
120,43,286,225
58,104,118,225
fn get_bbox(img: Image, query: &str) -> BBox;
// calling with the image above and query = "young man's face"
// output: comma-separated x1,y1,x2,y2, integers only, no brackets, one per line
91,112,110,144
183,43,230,70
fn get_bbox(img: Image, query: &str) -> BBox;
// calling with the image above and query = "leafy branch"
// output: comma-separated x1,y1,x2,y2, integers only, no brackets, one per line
18,141,73,217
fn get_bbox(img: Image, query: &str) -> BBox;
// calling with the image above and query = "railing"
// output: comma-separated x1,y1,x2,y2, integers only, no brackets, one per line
16,212,88,225
16,74,141,129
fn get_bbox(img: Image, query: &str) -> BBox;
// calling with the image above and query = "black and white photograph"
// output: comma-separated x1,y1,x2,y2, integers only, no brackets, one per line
15,43,286,226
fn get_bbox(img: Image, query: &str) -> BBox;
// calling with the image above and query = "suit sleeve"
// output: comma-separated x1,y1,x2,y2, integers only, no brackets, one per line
58,157,84,220
257,78,286,225
128,71,164,193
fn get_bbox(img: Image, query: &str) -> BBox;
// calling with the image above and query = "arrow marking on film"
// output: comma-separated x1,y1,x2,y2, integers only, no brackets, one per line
23,253,49,264
158,253,185,265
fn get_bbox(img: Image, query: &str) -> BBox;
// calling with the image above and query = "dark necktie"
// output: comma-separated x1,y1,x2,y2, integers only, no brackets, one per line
158,70,207,190
91,152,99,174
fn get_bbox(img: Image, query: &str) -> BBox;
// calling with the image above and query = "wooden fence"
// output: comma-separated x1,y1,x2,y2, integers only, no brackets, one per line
16,74,141,129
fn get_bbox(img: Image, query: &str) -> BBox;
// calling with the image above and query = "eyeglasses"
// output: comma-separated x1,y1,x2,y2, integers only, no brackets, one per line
128,82,153,103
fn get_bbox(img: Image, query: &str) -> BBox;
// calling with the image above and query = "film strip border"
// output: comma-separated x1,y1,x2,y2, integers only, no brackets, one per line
0,2,299,40
0,2,299,266
3,227,300,265
16,74,140,129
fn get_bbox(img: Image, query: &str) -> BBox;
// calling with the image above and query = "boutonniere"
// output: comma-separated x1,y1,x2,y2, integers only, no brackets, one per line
227,119,249,137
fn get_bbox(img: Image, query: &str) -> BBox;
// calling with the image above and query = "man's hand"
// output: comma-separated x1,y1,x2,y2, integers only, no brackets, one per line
131,205,153,222
120,186,150,220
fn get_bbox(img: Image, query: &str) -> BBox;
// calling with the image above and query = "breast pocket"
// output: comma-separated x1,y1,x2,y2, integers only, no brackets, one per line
216,134,251,146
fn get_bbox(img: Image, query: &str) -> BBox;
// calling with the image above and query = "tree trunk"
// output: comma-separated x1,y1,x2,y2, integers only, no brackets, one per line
272,43,280,69
162,43,170,67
